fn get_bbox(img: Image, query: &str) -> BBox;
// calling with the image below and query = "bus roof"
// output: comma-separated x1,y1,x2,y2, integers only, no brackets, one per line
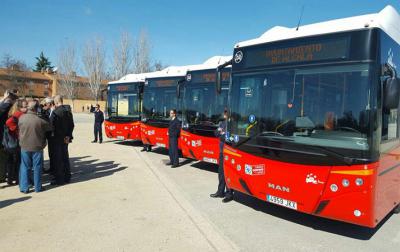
108,72,152,85
187,56,232,72
145,56,232,79
236,5,400,48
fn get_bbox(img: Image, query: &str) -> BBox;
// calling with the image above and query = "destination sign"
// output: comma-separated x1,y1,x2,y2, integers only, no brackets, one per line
109,84,138,92
147,77,182,87
188,69,230,84
237,37,350,68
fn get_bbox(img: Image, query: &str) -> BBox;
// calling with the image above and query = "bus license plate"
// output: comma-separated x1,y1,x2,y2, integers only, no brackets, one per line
117,136,124,140
203,157,217,164
267,195,297,210
156,143,166,148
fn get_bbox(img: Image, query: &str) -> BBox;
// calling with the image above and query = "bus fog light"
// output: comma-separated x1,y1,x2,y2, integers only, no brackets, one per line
342,179,349,187
330,184,338,192
355,178,363,186
354,210,361,217
224,155,229,161
231,158,235,165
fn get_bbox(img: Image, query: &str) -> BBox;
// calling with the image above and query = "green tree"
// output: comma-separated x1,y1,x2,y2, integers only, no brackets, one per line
33,51,53,72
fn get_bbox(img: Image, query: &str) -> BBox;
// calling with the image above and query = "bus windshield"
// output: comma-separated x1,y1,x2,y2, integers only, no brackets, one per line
183,83,228,126
229,63,373,152
108,92,140,118
142,87,178,121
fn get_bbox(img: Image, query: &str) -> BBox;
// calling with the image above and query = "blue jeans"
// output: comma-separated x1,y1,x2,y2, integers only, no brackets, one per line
19,150,43,193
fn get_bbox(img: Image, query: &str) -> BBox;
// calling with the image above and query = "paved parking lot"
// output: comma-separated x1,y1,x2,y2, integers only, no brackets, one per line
1,114,399,251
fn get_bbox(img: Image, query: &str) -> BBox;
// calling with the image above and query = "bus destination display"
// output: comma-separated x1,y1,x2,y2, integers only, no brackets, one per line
240,37,350,68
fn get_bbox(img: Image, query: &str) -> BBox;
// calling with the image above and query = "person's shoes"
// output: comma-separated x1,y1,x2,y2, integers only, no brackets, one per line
20,189,29,194
140,148,147,152
91,140,97,143
99,141,102,144
222,194,234,203
210,192,225,198
166,162,172,166
171,164,179,168
146,147,152,152
37,187,46,192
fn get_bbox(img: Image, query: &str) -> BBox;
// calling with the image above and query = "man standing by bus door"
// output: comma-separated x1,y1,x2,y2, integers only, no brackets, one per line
210,110,234,203
167,109,180,168
91,104,104,144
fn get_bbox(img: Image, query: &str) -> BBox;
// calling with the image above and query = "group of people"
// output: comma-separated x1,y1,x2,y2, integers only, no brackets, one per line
0,89,74,194
153,108,234,203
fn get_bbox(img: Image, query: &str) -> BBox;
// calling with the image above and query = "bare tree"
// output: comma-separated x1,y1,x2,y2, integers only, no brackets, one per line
112,31,134,80
57,42,79,109
133,30,151,74
152,60,166,71
82,37,106,101
0,54,29,94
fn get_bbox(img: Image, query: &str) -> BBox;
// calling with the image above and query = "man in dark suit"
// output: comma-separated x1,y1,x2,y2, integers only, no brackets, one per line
167,109,180,168
50,95,74,185
210,110,234,203
91,104,104,144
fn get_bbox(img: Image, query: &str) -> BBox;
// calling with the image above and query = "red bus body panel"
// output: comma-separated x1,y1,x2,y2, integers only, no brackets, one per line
104,120,141,141
180,129,220,165
222,145,400,228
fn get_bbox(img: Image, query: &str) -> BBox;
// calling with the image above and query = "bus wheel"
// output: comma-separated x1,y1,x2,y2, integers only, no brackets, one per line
394,204,400,214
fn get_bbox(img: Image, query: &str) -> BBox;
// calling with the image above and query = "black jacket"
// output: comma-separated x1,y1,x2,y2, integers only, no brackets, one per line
0,101,13,143
168,117,181,138
50,105,75,142
94,110,104,123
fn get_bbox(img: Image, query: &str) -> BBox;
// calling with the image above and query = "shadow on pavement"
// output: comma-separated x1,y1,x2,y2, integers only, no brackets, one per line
43,156,127,188
190,161,218,173
232,191,389,240
115,140,143,147
0,196,31,209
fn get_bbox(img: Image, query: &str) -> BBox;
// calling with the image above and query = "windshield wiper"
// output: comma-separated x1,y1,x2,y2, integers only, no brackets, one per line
310,145,367,165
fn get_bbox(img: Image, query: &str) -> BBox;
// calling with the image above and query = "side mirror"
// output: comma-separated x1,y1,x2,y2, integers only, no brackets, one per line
216,68,222,94
383,77,400,110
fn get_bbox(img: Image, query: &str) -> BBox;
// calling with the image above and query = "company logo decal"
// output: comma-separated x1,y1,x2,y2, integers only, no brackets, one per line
234,51,243,63
191,140,202,147
305,173,324,184
244,164,265,175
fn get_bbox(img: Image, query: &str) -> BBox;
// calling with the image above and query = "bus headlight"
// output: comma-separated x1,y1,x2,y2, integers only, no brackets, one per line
330,184,338,192
355,178,363,186
342,179,349,187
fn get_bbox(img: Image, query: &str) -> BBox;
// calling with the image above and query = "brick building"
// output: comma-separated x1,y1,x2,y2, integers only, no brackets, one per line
0,67,108,112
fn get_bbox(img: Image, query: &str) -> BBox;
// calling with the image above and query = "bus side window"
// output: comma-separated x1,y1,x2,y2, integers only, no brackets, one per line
382,107,398,141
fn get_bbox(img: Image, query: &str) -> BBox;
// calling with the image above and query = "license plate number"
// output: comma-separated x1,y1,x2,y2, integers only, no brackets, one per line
156,143,166,147
203,157,218,164
117,136,125,140
267,195,297,210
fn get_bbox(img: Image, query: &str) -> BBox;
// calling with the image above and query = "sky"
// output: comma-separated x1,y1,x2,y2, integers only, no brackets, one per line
0,0,399,75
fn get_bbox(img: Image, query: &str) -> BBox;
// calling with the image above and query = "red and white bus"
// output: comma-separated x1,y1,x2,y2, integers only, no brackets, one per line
180,56,231,164
219,5,400,227
105,74,147,141
140,66,190,149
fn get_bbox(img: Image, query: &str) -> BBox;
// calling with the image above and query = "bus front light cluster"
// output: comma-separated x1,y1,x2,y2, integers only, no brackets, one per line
330,184,338,192
342,179,350,187
355,178,363,186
